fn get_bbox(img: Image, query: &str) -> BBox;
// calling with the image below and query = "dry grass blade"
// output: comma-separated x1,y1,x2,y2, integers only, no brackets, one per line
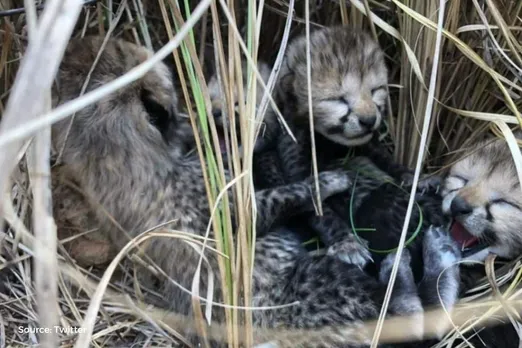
484,0,522,69
73,226,220,348
255,0,294,143
390,0,522,125
0,2,82,345
305,0,322,216
216,0,295,144
26,97,59,348
484,254,522,340
493,121,522,187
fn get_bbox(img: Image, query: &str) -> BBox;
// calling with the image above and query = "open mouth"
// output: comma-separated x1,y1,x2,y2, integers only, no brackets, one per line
450,220,489,258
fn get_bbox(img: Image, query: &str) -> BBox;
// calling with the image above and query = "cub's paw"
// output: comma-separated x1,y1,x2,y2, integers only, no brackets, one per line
401,173,442,195
379,249,413,285
326,237,372,267
423,225,461,272
315,170,353,198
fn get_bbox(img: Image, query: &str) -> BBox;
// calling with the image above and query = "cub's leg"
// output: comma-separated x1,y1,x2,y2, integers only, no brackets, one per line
419,225,461,309
379,249,423,315
418,225,461,338
254,170,353,235
379,249,424,340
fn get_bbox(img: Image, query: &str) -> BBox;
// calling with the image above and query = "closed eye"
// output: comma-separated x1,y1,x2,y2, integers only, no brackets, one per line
490,199,522,211
326,97,348,104
450,174,468,184
371,85,387,95
443,175,468,194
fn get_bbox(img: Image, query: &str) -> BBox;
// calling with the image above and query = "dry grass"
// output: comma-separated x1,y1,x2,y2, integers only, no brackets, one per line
0,0,521,347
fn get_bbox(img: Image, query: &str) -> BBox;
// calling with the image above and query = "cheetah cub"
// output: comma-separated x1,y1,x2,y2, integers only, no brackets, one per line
436,134,522,348
271,26,391,264
442,134,522,262
278,26,387,147
267,26,446,268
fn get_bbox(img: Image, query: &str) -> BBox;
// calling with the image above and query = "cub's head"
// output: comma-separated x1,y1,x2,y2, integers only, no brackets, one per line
278,26,388,146
52,36,185,167
208,60,272,119
441,136,522,260
207,60,276,154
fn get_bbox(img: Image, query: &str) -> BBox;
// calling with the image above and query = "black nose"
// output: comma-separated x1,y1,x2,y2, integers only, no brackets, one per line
450,196,473,217
212,109,222,118
359,116,377,129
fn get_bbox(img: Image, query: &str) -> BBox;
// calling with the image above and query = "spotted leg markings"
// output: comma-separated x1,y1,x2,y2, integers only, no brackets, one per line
315,170,353,198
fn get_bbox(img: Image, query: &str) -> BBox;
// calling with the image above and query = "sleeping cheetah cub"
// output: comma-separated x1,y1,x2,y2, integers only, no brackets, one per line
277,26,387,147
272,26,396,263
442,134,522,262
266,26,444,268
436,134,522,347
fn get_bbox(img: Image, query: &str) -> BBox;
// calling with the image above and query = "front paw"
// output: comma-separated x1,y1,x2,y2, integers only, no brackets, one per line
401,172,442,195
315,170,353,198
326,237,372,267
423,225,461,271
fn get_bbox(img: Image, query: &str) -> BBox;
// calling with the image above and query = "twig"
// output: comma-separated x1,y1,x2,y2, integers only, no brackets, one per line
23,0,37,41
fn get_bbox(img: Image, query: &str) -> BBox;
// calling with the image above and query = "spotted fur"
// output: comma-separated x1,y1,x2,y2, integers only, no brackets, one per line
410,135,522,348
277,26,388,147
51,36,364,344
441,135,522,260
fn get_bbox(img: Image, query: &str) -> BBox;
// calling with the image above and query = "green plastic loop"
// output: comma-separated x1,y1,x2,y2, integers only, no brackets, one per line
348,170,424,254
